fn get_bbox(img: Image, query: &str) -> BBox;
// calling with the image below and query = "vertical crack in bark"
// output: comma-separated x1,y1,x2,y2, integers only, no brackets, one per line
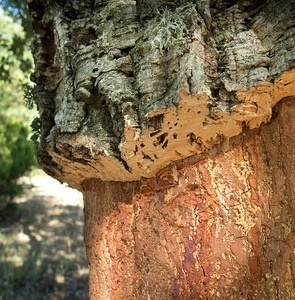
269,261,280,300
277,110,288,202
201,265,208,300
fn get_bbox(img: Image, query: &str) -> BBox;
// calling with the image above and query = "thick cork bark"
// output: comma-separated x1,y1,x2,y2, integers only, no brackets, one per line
28,0,295,187
82,98,295,299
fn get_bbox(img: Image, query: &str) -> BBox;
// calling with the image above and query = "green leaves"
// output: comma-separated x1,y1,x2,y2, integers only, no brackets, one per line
0,0,33,39
0,10,35,121
0,115,36,201
0,11,32,83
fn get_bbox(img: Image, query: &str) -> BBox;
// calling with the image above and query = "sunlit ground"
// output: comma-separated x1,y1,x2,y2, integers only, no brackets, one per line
0,171,89,300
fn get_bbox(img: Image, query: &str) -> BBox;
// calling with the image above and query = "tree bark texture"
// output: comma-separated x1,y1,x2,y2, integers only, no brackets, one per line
28,0,295,298
29,0,295,187
83,98,295,299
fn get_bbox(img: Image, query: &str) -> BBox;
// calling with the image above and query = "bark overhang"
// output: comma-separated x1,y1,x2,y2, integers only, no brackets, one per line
29,0,295,189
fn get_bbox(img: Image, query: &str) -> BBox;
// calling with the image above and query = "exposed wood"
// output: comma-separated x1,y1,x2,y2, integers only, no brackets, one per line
83,98,295,299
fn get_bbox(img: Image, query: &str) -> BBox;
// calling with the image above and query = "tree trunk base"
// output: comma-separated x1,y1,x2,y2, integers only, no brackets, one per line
82,99,295,299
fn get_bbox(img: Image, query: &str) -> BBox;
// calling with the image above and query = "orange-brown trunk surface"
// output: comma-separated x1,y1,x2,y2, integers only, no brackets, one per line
82,99,295,299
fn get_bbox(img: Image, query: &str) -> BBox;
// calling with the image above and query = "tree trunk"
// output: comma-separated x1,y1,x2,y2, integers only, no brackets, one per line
28,0,295,298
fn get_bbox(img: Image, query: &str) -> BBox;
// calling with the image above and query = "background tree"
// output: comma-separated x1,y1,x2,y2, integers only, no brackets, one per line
0,9,36,213
28,0,294,299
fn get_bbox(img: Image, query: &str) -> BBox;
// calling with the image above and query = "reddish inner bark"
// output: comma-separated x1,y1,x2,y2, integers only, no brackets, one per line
82,98,295,299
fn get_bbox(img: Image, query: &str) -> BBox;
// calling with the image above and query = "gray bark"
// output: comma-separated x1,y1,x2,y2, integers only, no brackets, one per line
29,0,295,188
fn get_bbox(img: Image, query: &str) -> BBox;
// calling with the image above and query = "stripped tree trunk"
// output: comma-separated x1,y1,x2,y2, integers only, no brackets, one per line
28,0,295,298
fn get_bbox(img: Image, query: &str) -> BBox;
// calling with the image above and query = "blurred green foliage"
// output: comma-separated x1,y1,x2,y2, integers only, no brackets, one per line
0,10,34,119
0,115,36,209
0,7,37,211
0,0,33,39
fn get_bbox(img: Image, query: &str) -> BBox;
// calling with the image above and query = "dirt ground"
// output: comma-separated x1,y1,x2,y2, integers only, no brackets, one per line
0,172,89,300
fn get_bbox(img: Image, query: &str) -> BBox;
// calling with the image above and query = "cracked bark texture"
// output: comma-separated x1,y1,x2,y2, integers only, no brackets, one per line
28,0,295,298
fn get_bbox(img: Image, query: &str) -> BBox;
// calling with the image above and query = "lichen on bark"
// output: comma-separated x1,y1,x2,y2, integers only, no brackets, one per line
29,0,294,188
